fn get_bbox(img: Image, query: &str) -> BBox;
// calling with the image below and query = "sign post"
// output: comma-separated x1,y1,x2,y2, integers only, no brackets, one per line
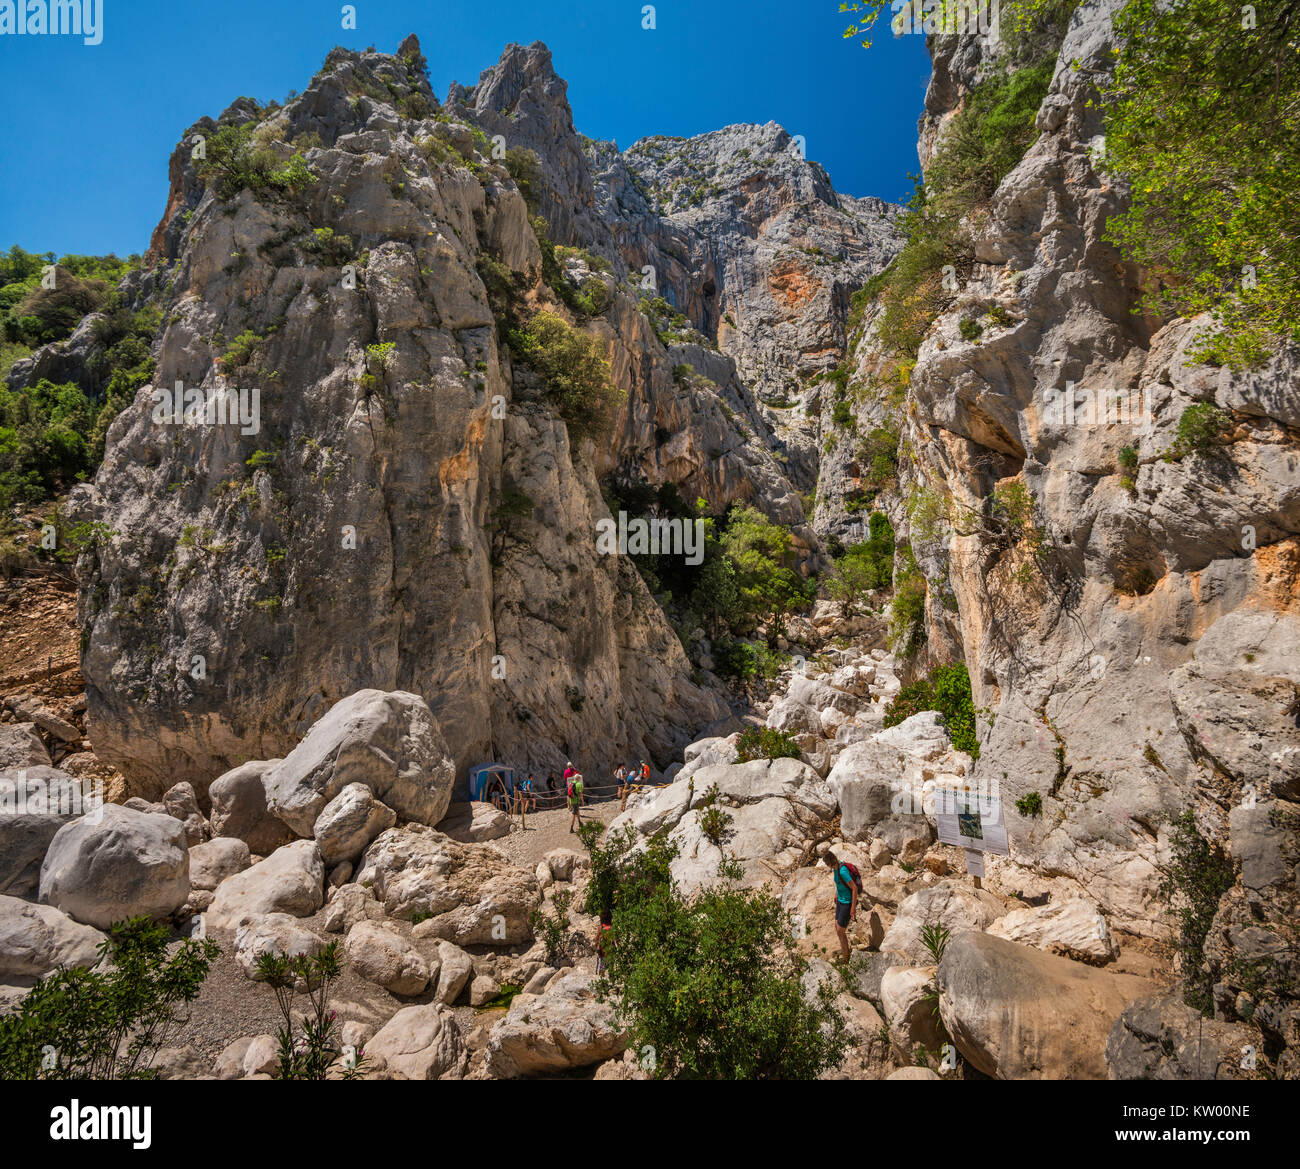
933,784,1009,889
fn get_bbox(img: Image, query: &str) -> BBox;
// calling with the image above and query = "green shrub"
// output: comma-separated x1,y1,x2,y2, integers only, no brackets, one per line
512,312,624,443
959,316,983,341
887,543,927,656
714,638,782,682
856,426,899,489
530,889,572,965
504,146,542,211
255,942,364,1079
1167,403,1230,460
0,917,218,1079
735,726,802,763
828,511,894,613
720,506,813,642
1101,0,1300,368
883,661,979,757
830,399,854,429
1015,791,1043,816
1159,810,1235,1015
219,329,264,371
199,123,317,202
583,828,848,1079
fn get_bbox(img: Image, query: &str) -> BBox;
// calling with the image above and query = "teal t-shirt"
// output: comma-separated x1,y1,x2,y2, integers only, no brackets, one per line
833,864,853,904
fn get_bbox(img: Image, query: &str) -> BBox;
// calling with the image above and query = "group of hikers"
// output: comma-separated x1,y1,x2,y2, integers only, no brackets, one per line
482,759,655,831
484,764,864,967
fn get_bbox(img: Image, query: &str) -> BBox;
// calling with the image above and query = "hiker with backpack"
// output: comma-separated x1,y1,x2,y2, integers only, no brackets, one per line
823,849,862,964
567,770,584,832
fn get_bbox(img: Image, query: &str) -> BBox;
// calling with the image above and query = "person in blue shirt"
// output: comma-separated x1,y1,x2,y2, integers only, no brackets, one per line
823,849,859,964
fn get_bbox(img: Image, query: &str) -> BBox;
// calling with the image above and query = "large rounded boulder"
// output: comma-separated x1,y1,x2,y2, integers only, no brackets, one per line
38,805,190,929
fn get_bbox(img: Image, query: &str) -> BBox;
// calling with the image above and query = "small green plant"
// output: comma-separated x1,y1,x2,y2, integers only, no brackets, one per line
958,316,983,341
255,942,364,1080
1015,791,1043,816
365,341,396,371
1166,403,1230,460
529,889,572,965
698,786,733,845
219,329,263,371
735,726,802,763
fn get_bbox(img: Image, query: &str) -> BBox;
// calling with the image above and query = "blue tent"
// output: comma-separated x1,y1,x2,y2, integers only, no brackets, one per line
467,763,516,803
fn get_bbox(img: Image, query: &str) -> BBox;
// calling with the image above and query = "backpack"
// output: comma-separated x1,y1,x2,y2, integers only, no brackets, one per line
566,780,575,798
840,862,864,896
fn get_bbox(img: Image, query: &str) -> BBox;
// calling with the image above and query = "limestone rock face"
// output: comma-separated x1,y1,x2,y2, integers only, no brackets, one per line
1107,992,1260,1081
484,970,627,1078
359,824,539,944
38,805,190,930
813,0,1299,1052
72,41,778,802
937,931,1153,1079
265,690,453,835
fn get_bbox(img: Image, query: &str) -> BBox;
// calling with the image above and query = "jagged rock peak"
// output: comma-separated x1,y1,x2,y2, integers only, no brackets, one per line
446,40,569,117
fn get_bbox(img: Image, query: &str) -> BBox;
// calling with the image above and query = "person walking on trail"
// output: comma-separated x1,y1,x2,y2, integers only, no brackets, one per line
567,770,584,832
616,765,630,810
823,849,861,964
520,773,537,813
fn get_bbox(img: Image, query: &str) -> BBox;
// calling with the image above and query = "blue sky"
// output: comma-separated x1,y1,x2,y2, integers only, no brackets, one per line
0,0,931,258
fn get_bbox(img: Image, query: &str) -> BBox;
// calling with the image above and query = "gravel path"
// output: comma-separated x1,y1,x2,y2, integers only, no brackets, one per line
489,795,626,870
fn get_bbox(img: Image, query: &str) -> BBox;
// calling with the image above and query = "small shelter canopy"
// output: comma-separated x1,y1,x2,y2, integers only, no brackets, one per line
467,763,516,802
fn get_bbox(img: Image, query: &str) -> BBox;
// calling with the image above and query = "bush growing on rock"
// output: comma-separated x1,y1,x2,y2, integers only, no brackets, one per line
735,726,801,763
1160,810,1235,1015
883,661,979,757
0,917,218,1080
512,311,624,444
582,828,848,1078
